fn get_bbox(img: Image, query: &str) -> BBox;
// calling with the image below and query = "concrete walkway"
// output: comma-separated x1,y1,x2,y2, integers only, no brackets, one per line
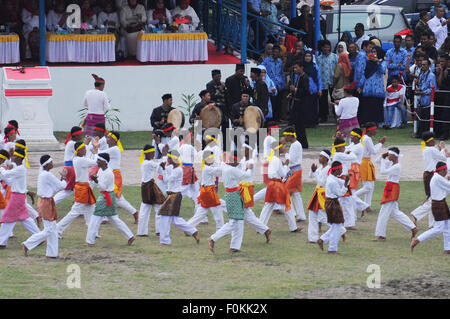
26,144,426,188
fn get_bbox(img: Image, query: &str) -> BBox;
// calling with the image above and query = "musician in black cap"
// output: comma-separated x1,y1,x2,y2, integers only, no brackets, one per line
225,64,251,111
250,67,269,116
150,93,175,130
230,89,253,128
189,90,213,124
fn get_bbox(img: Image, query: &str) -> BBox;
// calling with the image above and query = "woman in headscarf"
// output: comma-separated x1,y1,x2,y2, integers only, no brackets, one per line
120,0,146,57
334,31,352,52
333,52,351,100
251,65,277,119
147,0,172,25
301,50,322,127
335,41,348,55
80,0,98,27
358,46,387,125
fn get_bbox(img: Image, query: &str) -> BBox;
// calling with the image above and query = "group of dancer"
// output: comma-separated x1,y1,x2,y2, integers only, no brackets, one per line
0,117,449,258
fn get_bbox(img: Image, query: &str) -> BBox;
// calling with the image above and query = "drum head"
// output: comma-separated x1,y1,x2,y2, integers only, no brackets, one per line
244,106,264,133
199,104,222,128
167,109,185,130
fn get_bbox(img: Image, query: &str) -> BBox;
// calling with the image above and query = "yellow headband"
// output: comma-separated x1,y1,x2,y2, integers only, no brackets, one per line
108,133,124,152
168,153,182,167
201,154,215,171
74,143,85,155
421,137,434,150
206,135,218,143
139,148,155,163
14,151,30,168
331,142,346,156
350,131,362,139
267,144,283,162
283,132,297,139
0,154,7,161
15,143,28,150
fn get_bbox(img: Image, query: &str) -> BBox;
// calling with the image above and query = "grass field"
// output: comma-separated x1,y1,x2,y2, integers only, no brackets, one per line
0,181,448,299
54,124,419,150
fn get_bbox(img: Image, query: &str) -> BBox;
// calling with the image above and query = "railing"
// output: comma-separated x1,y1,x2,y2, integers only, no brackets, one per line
203,0,306,63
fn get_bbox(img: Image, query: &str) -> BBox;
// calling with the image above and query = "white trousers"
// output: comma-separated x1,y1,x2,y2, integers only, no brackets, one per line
253,188,266,202
26,202,39,220
411,198,435,228
339,196,356,228
375,201,416,237
354,181,375,207
54,190,73,204
211,219,244,250
308,210,329,242
353,194,369,212
417,220,450,251
291,192,306,220
259,202,298,232
320,223,346,252
187,205,224,231
159,215,197,245
86,215,134,245
56,202,94,235
244,208,269,234
0,217,40,246
23,220,58,257
181,182,200,202
116,195,137,215
137,203,161,236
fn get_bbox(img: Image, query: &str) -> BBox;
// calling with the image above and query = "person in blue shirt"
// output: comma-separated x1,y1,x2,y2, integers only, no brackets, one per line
316,40,338,123
354,40,374,92
262,45,285,122
386,35,408,83
430,0,449,18
357,46,387,126
416,59,437,137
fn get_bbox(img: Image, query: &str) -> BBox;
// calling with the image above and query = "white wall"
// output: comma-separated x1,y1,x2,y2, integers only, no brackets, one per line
3,62,254,131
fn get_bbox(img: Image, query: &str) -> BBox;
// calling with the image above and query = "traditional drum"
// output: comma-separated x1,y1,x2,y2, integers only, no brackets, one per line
199,103,222,128
167,109,185,130
243,105,264,133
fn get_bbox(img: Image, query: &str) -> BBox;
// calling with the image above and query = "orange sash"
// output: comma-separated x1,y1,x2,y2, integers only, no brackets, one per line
74,182,96,205
285,169,303,194
0,190,7,210
360,157,376,181
340,175,352,197
113,169,123,198
197,185,220,208
306,186,326,212
265,178,291,211
5,185,11,205
348,163,361,189
380,182,400,204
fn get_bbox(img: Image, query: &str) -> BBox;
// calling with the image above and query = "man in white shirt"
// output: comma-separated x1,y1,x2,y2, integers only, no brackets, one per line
427,7,450,49
354,23,370,49
171,0,200,29
82,74,111,137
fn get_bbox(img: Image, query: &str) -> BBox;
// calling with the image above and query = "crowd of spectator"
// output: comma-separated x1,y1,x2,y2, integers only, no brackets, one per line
0,0,202,60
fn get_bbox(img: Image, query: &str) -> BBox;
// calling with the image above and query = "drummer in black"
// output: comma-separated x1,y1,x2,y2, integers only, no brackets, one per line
230,89,252,128
189,90,212,124
150,93,174,130
250,68,269,116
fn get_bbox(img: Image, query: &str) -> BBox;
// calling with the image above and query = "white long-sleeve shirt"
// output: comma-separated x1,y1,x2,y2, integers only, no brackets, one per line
37,171,67,198
83,89,111,115
73,156,97,182
239,158,255,183
46,10,64,31
98,11,120,28
362,135,382,158
222,164,251,189
158,136,179,154
325,174,348,199
309,164,330,187
179,143,196,164
268,156,289,179
332,151,356,175
334,97,359,119
346,142,364,164
95,168,115,192
430,173,450,201
0,164,27,193
141,160,162,183
201,165,222,186
287,140,302,168
380,158,400,183
170,5,199,28
164,165,183,192
423,146,447,172
64,140,76,162
103,146,121,171
428,16,448,49
263,135,276,159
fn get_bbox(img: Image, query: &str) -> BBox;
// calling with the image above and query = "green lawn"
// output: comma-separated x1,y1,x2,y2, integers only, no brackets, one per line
54,124,418,150
0,181,448,299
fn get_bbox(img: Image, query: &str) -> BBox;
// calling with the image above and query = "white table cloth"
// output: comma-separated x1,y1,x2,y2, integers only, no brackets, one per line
136,32,208,62
0,34,20,64
46,33,116,63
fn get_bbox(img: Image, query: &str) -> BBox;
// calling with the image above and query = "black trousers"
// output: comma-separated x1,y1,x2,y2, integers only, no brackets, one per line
319,88,332,122
417,105,430,137
435,92,450,138
293,100,309,149
270,91,282,122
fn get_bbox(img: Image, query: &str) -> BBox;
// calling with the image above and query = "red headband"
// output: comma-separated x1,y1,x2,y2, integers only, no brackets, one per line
364,126,377,133
267,125,279,136
7,123,19,136
328,165,343,175
65,130,82,145
179,132,192,146
434,165,447,173
226,155,240,164
4,128,15,143
163,125,176,132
